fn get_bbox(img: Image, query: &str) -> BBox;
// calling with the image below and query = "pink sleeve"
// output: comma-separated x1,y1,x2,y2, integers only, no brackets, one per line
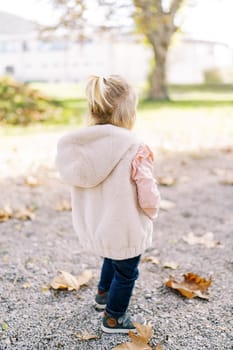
131,145,160,220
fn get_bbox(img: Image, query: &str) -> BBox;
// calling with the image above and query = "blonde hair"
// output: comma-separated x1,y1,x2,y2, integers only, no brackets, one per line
85,75,137,129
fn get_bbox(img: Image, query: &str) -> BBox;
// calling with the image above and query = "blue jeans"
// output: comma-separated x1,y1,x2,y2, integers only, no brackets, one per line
98,255,141,318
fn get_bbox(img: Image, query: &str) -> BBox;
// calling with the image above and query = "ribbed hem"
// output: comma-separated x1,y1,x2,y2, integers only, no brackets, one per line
81,244,149,260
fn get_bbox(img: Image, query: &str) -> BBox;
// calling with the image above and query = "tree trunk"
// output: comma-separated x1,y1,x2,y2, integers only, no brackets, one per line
149,46,169,100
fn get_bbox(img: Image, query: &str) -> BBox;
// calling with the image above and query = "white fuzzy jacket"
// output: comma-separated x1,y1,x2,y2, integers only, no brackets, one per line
56,124,154,260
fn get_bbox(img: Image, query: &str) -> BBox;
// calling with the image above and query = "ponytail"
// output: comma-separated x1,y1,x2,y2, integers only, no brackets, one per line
86,75,112,114
85,74,137,129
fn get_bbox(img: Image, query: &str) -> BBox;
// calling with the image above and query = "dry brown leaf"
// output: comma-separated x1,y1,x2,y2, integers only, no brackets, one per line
182,232,221,248
50,269,92,291
74,331,100,340
13,207,35,221
55,199,72,211
112,323,153,350
24,175,42,188
76,269,93,286
142,256,160,265
129,322,153,344
166,272,212,299
157,176,176,187
160,199,176,211
112,342,147,350
220,146,233,154
0,205,13,222
163,262,179,270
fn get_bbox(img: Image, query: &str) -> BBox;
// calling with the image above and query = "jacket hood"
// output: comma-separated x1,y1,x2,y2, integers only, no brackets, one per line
56,124,139,188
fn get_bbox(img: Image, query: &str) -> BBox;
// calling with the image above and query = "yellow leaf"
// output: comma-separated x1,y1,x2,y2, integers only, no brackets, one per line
166,273,212,299
160,199,176,211
74,331,100,340
13,207,35,221
76,269,93,287
50,270,92,291
42,285,50,293
55,199,71,211
0,205,13,222
163,262,179,270
157,176,176,186
182,232,221,248
142,256,160,265
24,175,41,187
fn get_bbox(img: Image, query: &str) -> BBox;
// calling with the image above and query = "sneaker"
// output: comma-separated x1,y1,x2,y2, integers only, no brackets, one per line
101,312,146,334
94,291,108,311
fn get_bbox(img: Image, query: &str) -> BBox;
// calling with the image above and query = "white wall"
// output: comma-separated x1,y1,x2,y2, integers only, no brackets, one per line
0,34,232,84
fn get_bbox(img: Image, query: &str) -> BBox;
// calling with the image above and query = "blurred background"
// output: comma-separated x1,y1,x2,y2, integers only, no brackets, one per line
0,0,233,176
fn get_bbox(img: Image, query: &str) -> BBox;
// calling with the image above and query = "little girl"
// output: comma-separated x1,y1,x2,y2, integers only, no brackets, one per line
56,75,160,333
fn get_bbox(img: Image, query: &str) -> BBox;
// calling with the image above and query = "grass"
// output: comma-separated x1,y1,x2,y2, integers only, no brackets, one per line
1,83,233,151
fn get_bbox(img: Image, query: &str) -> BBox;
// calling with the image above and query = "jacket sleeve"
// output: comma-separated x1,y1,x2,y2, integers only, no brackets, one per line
131,145,160,220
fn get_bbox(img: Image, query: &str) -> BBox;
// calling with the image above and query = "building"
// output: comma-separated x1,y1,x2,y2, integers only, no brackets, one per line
0,11,232,84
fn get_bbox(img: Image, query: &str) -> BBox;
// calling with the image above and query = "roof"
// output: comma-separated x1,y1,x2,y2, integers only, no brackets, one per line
0,11,36,36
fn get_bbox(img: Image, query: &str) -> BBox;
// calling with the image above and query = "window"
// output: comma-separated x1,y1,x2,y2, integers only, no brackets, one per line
22,41,29,51
5,66,15,74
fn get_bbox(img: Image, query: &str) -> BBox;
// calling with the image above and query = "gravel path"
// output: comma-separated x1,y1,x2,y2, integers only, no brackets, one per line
0,133,232,350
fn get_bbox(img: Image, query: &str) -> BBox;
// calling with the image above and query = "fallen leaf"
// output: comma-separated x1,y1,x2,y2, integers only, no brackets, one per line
41,285,50,293
14,207,35,221
50,269,92,291
74,331,100,340
142,256,160,265
0,205,13,222
129,322,153,344
160,200,176,211
157,176,176,186
112,323,153,350
24,175,42,187
163,262,179,270
220,146,233,154
55,199,71,211
76,269,93,287
182,232,221,248
2,322,8,331
155,345,164,350
2,255,10,263
166,272,212,299
220,171,233,185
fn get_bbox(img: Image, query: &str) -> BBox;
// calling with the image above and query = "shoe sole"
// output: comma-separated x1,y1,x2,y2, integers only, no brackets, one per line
94,303,106,311
101,324,136,334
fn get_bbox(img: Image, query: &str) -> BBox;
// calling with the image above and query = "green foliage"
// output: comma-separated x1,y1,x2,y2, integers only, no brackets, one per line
0,77,61,125
204,68,233,84
204,69,223,84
